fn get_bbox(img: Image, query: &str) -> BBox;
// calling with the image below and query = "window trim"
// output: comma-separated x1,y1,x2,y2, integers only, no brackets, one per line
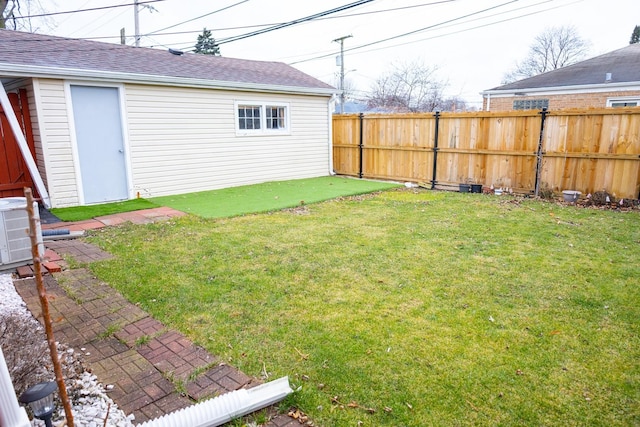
234,101,290,135
606,97,640,108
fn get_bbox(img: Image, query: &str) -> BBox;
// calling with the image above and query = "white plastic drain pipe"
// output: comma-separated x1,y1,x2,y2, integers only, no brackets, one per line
137,376,292,427
0,345,31,427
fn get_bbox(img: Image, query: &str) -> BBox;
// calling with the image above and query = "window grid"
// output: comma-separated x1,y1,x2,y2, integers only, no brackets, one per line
238,105,261,130
266,106,286,129
236,103,288,133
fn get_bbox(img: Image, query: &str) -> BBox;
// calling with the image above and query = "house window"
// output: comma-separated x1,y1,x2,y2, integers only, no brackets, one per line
235,102,289,134
513,99,549,110
238,105,261,130
607,98,640,107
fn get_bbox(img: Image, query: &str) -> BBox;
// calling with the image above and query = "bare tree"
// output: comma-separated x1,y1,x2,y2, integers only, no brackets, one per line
503,26,590,83
1,0,52,32
439,95,468,112
366,61,448,112
0,0,17,28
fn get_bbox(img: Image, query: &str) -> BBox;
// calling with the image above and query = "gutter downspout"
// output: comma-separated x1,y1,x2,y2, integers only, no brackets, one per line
0,345,31,427
486,93,491,111
0,82,51,208
137,376,293,427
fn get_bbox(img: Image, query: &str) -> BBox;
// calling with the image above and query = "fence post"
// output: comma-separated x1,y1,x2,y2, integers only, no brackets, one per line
358,113,364,178
431,111,441,189
534,108,549,197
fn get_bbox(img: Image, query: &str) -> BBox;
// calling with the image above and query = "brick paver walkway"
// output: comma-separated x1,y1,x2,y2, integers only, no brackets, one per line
12,208,300,426
41,206,187,232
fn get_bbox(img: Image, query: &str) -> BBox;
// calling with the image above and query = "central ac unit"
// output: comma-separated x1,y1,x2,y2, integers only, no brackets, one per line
0,197,43,269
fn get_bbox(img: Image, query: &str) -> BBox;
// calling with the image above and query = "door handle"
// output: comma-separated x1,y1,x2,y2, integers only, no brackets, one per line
118,149,124,153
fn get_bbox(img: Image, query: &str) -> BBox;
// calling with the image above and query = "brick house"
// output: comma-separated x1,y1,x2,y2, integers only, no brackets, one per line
482,43,640,111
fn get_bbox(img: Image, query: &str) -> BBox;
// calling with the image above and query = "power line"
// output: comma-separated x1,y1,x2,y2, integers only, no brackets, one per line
55,0,92,28
315,0,459,21
351,0,572,58
10,0,165,19
146,0,251,35
45,1,459,44
136,1,456,40
69,5,131,38
216,0,376,45
289,0,521,65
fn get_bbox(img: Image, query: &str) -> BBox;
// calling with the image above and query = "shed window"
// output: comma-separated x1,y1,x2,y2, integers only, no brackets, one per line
238,105,261,130
235,102,289,134
513,99,549,110
266,106,286,129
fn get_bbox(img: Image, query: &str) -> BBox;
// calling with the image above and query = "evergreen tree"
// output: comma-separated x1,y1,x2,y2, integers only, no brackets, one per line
194,28,220,56
630,25,640,44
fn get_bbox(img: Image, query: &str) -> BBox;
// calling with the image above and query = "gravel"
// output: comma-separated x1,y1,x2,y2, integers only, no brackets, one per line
0,273,135,426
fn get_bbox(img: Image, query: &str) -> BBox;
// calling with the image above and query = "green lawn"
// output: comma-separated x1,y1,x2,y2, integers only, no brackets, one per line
85,190,640,426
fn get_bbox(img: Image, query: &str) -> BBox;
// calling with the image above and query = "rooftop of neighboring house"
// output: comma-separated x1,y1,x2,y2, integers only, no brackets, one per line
0,29,335,94
485,43,640,93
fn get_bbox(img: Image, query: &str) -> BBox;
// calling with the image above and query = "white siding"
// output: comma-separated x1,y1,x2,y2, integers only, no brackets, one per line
124,84,331,198
32,78,79,207
30,79,331,207
24,81,47,188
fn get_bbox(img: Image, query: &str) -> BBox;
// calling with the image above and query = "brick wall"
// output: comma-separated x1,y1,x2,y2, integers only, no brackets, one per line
483,90,640,111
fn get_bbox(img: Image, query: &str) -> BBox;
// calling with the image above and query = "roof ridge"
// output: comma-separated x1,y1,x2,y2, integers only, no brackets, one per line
0,29,335,94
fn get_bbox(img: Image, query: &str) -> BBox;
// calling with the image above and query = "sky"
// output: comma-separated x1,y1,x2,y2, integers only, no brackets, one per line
22,0,640,108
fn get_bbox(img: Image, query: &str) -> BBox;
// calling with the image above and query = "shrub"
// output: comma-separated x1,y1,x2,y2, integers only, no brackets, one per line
0,313,51,397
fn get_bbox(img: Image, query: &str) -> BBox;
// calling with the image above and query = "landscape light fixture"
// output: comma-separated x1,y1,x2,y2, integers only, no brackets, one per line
19,381,57,427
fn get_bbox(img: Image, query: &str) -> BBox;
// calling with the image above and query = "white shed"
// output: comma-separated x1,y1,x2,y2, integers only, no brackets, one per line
0,29,336,207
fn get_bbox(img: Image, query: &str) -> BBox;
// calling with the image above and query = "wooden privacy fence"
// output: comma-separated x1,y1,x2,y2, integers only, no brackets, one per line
333,108,640,199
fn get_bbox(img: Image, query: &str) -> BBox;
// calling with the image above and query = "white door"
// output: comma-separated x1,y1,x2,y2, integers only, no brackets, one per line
70,85,128,204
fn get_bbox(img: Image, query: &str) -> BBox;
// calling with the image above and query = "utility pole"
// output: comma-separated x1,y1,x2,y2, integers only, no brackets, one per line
333,35,352,114
134,0,140,47
133,0,157,47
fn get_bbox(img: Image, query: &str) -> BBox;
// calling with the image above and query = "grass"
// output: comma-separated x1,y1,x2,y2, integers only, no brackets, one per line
150,176,400,218
51,199,158,221
98,322,121,340
85,190,640,426
135,335,151,347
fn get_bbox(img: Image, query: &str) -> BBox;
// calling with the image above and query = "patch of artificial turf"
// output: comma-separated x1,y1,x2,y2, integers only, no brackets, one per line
151,176,400,218
50,199,159,222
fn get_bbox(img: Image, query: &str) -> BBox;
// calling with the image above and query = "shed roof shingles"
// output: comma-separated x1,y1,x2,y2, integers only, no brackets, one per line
0,29,334,91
